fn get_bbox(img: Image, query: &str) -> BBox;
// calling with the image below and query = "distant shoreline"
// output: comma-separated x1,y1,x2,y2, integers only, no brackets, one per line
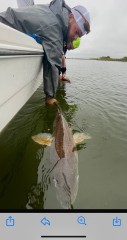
67,56,127,62
90,56,127,62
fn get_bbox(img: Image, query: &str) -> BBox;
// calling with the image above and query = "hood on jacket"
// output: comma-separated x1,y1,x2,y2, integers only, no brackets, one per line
49,0,71,38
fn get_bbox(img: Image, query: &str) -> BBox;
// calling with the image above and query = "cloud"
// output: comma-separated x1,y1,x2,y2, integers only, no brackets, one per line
68,0,127,58
0,0,127,58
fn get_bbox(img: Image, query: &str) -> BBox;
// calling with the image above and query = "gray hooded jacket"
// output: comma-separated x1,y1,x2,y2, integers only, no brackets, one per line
0,0,71,98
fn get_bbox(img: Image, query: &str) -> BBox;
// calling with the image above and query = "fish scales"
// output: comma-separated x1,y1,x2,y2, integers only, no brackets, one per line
53,111,65,159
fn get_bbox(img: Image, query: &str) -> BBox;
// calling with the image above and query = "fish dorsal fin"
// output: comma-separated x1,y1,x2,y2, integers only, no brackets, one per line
73,132,91,144
32,133,52,146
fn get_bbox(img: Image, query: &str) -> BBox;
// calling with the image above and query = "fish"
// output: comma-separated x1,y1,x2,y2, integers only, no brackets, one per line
32,104,90,209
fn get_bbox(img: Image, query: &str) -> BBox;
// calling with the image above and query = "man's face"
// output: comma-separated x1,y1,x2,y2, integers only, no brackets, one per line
67,14,82,49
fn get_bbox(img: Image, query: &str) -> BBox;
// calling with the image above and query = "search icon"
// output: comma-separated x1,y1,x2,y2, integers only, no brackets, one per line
77,216,87,225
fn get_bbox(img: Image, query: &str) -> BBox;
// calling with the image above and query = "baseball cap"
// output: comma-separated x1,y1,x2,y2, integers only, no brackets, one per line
71,5,90,36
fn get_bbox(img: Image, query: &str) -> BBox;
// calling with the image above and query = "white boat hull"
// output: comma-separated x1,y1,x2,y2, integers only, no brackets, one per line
0,23,44,132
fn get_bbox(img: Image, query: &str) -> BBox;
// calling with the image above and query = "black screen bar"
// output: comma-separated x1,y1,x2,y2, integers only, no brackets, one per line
41,236,86,238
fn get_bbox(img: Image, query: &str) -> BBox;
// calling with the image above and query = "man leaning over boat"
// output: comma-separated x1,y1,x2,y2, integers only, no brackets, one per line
0,0,90,105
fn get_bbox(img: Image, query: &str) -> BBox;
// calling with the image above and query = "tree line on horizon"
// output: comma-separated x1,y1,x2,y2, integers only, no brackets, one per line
93,56,127,62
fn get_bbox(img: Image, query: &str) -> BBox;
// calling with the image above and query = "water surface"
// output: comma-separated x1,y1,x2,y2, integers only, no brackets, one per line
0,59,127,209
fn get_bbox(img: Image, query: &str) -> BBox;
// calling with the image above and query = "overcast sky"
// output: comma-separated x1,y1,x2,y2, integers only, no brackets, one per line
0,0,127,58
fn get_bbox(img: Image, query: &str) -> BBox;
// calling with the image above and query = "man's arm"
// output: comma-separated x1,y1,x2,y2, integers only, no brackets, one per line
41,28,63,102
43,53,59,100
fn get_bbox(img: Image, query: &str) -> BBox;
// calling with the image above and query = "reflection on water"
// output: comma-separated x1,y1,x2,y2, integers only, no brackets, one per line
0,60,127,209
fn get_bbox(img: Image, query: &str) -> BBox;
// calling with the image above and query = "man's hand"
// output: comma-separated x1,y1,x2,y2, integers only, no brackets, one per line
46,98,58,105
61,75,71,83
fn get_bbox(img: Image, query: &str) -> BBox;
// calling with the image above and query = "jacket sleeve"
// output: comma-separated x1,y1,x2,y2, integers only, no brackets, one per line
43,52,59,98
41,26,63,98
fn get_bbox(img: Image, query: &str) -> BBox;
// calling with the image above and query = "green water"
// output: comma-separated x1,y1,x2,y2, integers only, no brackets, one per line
0,59,127,209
